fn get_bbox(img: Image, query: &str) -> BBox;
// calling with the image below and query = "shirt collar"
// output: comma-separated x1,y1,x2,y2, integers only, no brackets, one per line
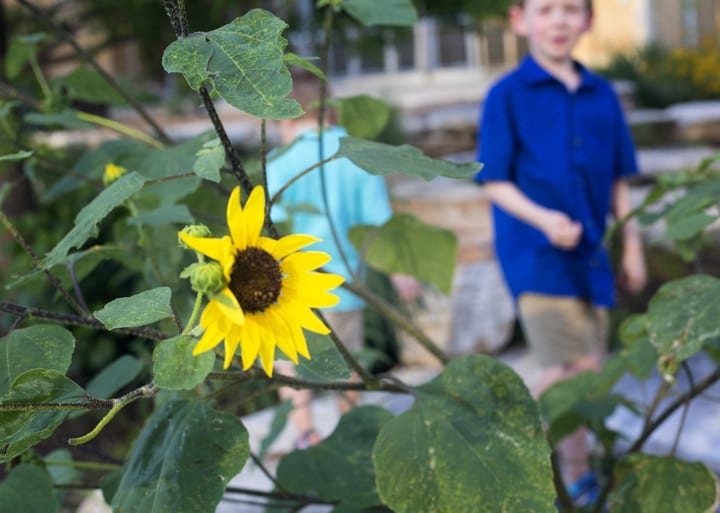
518,54,599,90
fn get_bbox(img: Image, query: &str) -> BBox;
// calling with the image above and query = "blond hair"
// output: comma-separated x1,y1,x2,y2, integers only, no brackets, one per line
513,0,593,15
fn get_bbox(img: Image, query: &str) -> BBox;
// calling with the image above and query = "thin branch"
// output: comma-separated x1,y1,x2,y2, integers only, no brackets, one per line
671,362,695,455
0,301,170,341
342,280,450,365
629,366,720,453
0,210,87,316
208,368,407,394
15,0,173,145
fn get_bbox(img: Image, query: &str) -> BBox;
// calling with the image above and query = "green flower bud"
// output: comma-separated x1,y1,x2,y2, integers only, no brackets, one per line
180,262,226,295
178,224,212,248
103,163,127,186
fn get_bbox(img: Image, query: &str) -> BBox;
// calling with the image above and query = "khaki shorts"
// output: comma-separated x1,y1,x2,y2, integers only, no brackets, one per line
517,294,608,368
324,310,364,353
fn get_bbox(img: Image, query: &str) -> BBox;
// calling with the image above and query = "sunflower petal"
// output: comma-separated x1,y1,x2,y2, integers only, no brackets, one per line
240,317,261,370
284,272,345,293
272,233,321,260
223,324,243,369
280,251,331,275
266,308,298,364
288,322,311,360
212,288,245,327
256,316,277,376
279,298,331,334
227,186,247,249
282,281,341,308
180,233,233,264
193,318,225,355
199,301,222,329
244,185,266,246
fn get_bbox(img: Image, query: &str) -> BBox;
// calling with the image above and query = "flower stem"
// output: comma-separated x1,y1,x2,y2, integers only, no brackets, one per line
181,291,204,335
76,112,164,149
68,384,158,446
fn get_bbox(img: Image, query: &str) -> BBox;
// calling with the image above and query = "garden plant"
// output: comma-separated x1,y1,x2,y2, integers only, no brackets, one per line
0,1,719,512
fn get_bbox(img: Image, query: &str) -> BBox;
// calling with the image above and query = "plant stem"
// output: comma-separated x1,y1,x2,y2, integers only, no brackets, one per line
16,0,173,145
181,291,204,335
0,301,169,341
29,54,52,99
68,384,159,445
76,112,164,149
342,280,450,365
0,210,87,316
44,459,120,472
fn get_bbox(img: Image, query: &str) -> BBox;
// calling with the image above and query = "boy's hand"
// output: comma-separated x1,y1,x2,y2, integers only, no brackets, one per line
619,237,647,293
390,273,423,302
539,210,583,249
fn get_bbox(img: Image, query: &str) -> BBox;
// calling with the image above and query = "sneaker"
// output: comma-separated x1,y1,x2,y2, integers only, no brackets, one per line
567,471,599,507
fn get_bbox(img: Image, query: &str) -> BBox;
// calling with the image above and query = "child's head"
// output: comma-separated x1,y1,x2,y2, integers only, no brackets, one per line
509,0,592,65
287,68,338,124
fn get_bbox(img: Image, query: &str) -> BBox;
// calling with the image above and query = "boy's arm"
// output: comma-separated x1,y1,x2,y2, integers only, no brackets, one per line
483,181,583,250
611,179,647,293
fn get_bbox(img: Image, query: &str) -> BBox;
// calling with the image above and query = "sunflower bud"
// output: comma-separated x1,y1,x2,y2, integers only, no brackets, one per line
103,163,127,186
178,224,212,248
180,262,226,295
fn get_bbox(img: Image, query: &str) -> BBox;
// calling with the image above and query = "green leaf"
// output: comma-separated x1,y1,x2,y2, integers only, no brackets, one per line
336,95,390,140
335,137,481,180
0,464,58,513
0,325,75,396
24,109,95,129
127,204,193,226
0,150,33,162
341,0,418,26
258,400,293,461
647,275,720,372
112,400,249,513
283,52,326,79
94,287,174,330
277,406,393,509
350,213,457,294
295,332,351,381
51,67,127,105
0,370,86,462
162,9,302,119
193,137,225,182
609,454,719,513
664,212,715,241
45,448,81,487
86,355,145,399
42,171,146,269
152,336,214,391
374,355,555,513
5,33,47,79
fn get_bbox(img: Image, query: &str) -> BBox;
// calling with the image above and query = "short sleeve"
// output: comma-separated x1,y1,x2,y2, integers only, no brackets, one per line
474,83,517,184
358,172,392,226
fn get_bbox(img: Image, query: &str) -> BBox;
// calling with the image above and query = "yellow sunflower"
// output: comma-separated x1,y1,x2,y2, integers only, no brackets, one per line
179,185,344,376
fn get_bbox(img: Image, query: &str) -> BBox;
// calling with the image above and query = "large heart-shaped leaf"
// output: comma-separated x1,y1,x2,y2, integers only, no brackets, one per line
334,137,481,180
336,95,390,140
162,9,302,119
373,355,555,513
350,213,457,294
277,405,393,509
112,400,249,513
609,454,719,513
0,325,75,396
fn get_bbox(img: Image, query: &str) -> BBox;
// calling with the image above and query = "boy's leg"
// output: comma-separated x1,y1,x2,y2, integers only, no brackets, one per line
277,309,363,448
518,294,608,483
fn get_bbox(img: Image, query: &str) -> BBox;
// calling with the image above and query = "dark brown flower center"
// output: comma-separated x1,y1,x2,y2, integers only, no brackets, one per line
229,247,282,313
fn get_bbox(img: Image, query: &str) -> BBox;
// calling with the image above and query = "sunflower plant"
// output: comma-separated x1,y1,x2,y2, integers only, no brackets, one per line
1,1,719,513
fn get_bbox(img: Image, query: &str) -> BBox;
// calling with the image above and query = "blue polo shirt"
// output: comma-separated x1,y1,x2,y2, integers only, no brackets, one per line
474,55,638,306
267,125,393,312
